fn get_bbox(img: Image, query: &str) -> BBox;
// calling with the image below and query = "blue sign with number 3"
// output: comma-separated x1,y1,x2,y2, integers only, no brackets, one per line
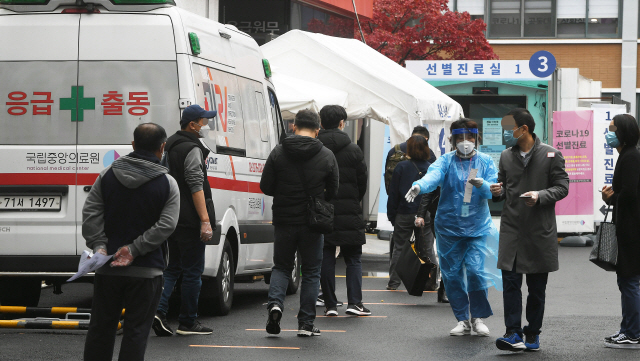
529,50,556,78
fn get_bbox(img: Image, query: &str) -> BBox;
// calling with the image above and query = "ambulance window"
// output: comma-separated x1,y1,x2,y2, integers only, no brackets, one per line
236,77,269,159
191,63,218,152
268,89,286,144
200,66,246,155
255,92,269,142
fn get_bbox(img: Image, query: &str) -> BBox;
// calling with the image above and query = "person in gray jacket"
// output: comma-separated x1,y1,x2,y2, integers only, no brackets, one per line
82,123,180,361
491,109,569,352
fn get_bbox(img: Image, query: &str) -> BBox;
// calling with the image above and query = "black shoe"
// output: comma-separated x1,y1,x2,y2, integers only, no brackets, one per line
152,313,173,337
437,285,449,303
345,303,371,316
176,320,213,335
266,304,282,335
604,330,622,342
604,333,640,349
316,297,343,307
324,307,338,316
297,324,321,337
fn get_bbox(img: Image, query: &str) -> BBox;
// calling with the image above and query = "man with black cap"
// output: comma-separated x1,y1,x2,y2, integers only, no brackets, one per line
152,104,216,336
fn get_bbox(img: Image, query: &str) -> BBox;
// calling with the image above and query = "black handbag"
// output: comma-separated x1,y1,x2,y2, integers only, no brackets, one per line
396,232,435,297
589,203,618,271
292,160,334,234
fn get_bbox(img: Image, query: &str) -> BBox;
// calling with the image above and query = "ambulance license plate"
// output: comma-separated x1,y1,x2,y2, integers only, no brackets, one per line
0,196,62,211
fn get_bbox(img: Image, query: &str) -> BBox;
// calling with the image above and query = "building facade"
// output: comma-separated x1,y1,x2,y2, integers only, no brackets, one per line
447,0,639,116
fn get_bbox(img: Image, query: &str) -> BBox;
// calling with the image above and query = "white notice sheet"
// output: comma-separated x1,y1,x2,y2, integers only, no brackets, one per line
67,250,112,282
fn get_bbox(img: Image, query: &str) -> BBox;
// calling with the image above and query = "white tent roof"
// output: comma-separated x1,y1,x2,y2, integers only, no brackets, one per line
270,73,348,120
261,30,463,145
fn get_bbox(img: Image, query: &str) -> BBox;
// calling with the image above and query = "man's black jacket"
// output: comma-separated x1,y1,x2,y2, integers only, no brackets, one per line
260,134,339,226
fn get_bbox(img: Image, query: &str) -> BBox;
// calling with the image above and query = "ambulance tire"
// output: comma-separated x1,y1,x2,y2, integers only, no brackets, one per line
0,277,41,307
200,240,235,316
286,251,301,295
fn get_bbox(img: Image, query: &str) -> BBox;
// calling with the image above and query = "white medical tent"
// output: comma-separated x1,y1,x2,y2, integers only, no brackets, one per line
261,30,464,146
270,73,348,120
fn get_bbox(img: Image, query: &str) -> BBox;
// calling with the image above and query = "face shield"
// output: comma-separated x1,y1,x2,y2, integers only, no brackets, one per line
451,128,478,159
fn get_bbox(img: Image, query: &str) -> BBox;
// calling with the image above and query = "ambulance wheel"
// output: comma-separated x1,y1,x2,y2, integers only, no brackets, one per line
201,240,235,316
0,277,41,307
286,251,300,295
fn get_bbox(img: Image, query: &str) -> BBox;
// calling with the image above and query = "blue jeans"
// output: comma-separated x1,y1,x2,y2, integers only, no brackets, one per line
157,234,206,327
268,224,323,327
617,274,640,339
321,244,363,307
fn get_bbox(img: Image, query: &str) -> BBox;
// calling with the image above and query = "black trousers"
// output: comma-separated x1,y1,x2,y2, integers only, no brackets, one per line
84,274,163,361
502,264,549,336
320,244,363,307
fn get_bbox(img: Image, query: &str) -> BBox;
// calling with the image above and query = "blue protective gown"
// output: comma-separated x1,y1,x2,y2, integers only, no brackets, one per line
413,150,502,320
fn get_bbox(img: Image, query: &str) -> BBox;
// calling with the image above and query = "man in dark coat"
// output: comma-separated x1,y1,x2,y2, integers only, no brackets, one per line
384,125,437,193
491,109,569,352
317,105,370,317
260,109,339,337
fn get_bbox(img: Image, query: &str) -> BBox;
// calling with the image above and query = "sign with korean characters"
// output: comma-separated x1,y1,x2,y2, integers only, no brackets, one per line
553,110,594,232
406,60,553,81
591,104,627,223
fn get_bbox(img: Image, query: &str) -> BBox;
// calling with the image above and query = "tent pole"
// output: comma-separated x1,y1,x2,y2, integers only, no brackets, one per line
351,0,366,44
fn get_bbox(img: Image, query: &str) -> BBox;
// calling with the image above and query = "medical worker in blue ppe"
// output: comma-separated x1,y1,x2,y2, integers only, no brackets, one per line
405,118,501,337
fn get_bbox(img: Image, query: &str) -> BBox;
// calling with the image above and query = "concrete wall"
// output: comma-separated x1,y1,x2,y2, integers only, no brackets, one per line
175,0,219,21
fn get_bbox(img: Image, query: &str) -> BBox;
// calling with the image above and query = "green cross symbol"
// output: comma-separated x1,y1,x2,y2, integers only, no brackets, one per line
60,86,95,122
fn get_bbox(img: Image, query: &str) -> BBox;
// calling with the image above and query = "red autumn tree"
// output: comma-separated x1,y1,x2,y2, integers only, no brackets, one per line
307,0,491,65
363,0,497,65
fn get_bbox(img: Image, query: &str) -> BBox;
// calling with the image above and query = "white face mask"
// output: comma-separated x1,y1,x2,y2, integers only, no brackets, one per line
456,140,475,156
197,124,210,139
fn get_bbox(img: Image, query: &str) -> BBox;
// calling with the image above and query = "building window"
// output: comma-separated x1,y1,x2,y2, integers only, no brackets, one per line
450,0,486,22
486,0,620,38
290,2,355,38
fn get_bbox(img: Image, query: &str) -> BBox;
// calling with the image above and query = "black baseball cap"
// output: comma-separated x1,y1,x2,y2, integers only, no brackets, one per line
180,104,217,127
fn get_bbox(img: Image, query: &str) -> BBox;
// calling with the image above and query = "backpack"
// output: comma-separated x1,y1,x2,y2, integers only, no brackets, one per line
384,144,408,192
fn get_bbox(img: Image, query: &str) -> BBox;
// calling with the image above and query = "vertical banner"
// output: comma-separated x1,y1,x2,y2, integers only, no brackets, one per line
552,110,594,232
591,104,626,223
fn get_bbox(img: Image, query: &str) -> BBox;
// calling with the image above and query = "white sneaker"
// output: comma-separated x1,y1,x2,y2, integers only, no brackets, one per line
450,320,471,336
471,318,490,336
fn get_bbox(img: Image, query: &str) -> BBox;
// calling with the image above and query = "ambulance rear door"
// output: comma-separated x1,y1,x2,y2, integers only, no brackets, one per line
0,13,80,261
75,13,180,254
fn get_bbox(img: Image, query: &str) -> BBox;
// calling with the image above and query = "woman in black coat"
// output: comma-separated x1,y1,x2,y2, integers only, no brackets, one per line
601,113,640,348
386,135,431,290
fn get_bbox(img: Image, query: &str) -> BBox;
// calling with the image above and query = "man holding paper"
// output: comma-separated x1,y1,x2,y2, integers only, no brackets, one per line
82,123,180,361
491,109,569,352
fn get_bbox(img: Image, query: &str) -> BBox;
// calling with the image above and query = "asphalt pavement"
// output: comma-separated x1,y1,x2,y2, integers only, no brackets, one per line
1,242,638,361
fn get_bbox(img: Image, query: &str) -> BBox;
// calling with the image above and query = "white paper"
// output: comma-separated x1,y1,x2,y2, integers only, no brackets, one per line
67,250,112,282
463,169,479,203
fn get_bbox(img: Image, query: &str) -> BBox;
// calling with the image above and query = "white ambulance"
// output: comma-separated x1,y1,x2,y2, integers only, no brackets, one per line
0,0,298,314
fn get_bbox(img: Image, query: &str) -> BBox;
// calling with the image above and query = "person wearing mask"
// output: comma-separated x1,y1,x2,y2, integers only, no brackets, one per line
317,105,369,317
260,109,339,337
152,104,216,337
601,114,640,349
490,109,569,352
386,135,432,291
405,118,501,337
83,123,179,361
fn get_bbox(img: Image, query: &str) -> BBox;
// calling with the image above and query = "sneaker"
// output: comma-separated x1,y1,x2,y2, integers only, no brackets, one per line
324,307,338,316
345,303,371,316
471,318,490,337
604,333,640,349
316,297,343,307
496,332,526,352
266,304,282,335
297,324,321,337
604,330,622,342
386,285,397,291
450,320,471,336
524,334,540,351
152,312,173,337
176,320,213,335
